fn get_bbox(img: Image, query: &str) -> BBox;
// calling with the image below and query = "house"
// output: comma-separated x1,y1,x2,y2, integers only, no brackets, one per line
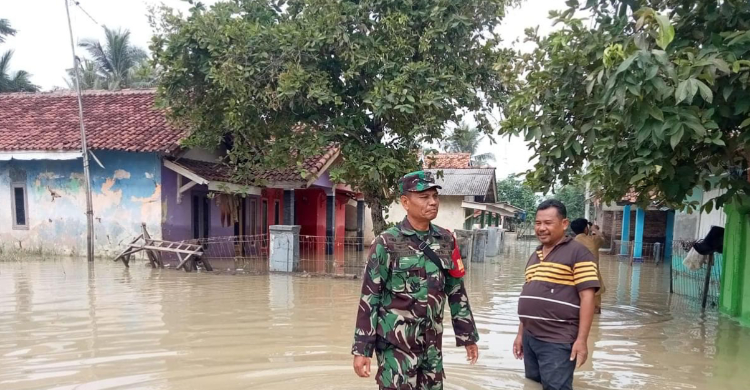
594,191,672,260
386,153,515,232
0,90,366,262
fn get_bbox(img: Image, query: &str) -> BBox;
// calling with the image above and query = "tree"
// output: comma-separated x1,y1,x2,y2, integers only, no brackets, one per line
443,122,496,166
151,0,517,233
74,26,153,90
550,181,586,221
496,175,539,213
0,19,38,93
501,0,750,213
0,19,14,43
65,59,104,90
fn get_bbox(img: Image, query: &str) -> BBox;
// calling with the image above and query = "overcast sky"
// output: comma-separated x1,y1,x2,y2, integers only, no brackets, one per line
2,0,569,178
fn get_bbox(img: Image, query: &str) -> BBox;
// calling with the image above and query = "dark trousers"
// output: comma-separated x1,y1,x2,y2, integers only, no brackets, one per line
523,332,576,390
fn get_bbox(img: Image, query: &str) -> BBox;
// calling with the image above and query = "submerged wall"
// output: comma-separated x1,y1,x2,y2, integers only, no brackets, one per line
0,151,162,257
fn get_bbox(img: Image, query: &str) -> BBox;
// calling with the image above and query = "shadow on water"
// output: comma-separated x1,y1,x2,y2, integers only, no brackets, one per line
1,243,749,389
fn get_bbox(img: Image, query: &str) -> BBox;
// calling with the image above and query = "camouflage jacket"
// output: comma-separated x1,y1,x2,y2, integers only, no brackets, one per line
351,218,479,357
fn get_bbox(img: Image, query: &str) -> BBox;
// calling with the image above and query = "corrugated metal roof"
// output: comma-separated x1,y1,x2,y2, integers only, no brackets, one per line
425,168,496,196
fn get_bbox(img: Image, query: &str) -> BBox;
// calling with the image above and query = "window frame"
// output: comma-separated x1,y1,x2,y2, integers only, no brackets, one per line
11,182,29,230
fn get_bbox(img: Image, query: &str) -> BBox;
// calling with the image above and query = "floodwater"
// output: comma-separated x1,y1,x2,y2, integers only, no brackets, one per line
1,242,749,390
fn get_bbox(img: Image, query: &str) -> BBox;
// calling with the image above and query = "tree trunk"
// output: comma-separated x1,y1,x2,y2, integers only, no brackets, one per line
367,194,388,235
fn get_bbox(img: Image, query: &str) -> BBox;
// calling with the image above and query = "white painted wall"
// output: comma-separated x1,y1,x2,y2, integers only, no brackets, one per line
697,188,726,239
385,196,467,233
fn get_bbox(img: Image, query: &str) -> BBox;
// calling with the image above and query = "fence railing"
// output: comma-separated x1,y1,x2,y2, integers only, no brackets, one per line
192,234,270,273
670,240,722,309
611,240,664,263
298,235,368,276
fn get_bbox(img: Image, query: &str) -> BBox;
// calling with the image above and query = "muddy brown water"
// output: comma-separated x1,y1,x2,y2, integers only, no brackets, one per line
1,242,749,390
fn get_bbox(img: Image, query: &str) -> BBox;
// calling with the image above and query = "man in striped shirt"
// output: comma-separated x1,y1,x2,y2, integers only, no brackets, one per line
513,200,599,390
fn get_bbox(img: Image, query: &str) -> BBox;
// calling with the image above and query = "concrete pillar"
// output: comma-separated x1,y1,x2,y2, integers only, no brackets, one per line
471,229,488,263
494,213,500,227
480,211,486,228
357,199,365,252
486,227,500,257
664,210,675,261
620,205,631,255
283,190,295,225
633,207,646,259
269,225,300,272
455,229,473,260
326,192,335,255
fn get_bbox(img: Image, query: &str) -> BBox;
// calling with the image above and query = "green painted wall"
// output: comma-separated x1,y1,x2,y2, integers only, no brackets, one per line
719,199,750,326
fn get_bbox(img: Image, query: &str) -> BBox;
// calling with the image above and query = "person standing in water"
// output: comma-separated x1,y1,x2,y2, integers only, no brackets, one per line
352,170,479,390
570,218,606,314
514,200,599,390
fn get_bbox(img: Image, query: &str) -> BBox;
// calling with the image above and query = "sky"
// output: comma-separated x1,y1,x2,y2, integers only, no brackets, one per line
1,0,570,178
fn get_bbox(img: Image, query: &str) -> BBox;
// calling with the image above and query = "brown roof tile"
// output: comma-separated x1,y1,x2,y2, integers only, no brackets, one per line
0,89,185,153
423,153,471,169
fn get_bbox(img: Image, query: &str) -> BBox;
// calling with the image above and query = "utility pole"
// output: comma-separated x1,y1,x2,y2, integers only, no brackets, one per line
65,0,95,262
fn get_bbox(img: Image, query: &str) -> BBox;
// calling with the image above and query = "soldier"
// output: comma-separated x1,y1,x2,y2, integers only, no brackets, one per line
352,170,479,390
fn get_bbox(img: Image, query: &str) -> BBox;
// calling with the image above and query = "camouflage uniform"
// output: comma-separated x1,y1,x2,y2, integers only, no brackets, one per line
352,171,479,390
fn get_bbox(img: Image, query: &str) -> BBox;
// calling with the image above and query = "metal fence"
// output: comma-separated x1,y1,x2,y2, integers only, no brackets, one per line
193,234,270,273
611,240,664,263
670,240,722,309
298,235,368,276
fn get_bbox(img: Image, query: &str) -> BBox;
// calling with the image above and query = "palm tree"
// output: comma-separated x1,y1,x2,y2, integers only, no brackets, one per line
0,20,39,93
0,19,15,43
443,123,496,166
75,26,153,90
65,59,104,90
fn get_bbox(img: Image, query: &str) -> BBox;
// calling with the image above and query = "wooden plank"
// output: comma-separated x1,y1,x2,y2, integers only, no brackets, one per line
141,245,202,256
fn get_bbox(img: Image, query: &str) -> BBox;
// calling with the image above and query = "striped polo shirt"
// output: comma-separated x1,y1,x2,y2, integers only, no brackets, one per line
517,237,600,343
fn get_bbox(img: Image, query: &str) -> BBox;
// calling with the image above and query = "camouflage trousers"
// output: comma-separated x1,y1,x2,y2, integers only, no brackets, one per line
375,342,444,390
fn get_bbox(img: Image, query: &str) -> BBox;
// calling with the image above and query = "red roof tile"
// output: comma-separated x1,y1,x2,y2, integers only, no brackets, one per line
171,146,340,186
423,153,471,169
0,90,185,153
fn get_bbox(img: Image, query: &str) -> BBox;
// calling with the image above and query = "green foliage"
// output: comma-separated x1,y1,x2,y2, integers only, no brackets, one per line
548,179,586,221
443,122,496,166
150,0,517,233
0,18,38,93
501,0,750,212
70,26,155,90
496,175,540,214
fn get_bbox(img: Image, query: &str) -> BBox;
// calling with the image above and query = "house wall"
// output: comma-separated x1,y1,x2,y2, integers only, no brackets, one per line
598,208,667,246
386,195,466,232
0,151,162,257
295,188,327,237
673,187,727,241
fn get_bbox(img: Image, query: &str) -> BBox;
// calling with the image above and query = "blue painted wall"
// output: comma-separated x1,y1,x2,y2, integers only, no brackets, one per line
0,151,162,257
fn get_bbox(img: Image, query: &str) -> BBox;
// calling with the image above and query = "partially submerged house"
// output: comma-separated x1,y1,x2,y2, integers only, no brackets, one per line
0,90,365,259
594,191,672,260
386,153,516,232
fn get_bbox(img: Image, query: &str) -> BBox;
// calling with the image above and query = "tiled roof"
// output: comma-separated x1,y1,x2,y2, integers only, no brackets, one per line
423,153,471,169
425,168,496,198
0,90,185,153
170,146,340,187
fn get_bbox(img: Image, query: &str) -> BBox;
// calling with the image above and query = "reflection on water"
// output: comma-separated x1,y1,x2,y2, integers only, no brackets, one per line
1,242,749,390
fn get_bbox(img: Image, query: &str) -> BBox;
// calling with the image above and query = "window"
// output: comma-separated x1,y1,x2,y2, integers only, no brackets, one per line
261,199,268,235
274,200,280,225
11,183,28,229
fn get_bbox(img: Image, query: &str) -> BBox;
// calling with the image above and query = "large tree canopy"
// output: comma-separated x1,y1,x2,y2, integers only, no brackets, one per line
151,0,516,233
502,0,750,212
